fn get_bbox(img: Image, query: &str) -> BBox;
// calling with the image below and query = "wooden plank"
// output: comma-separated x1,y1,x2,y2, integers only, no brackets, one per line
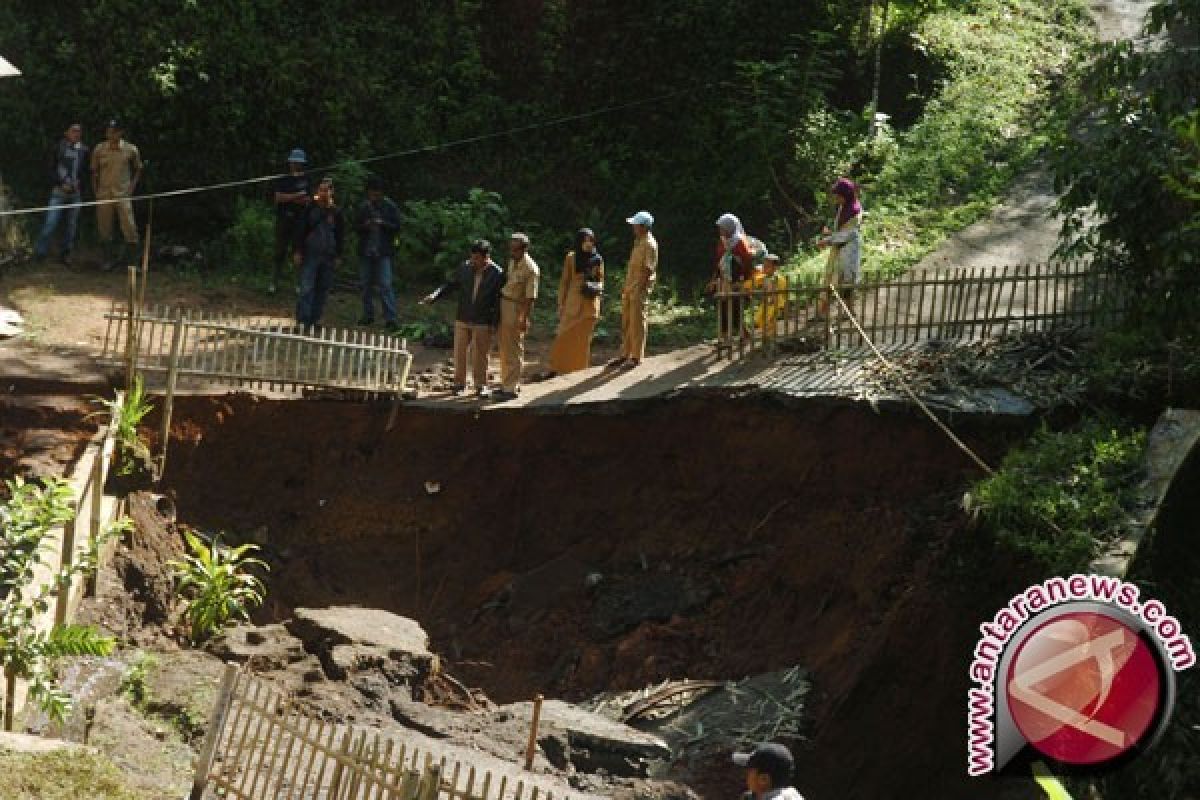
232,677,272,798
280,713,315,800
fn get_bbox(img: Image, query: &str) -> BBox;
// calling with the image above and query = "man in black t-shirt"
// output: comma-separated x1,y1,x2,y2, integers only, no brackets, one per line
271,148,310,294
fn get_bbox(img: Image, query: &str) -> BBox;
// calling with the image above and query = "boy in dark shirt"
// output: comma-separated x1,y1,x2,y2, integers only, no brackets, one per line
271,148,310,294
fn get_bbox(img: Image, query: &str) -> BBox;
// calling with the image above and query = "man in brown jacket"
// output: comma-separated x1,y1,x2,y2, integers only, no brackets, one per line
90,118,142,270
610,210,658,369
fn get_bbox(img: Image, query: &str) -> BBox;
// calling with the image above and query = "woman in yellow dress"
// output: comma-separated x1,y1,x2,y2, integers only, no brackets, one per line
547,228,604,375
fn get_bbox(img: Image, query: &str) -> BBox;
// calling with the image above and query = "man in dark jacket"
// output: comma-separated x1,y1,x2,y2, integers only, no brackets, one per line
355,175,401,331
293,176,345,329
420,239,504,397
33,123,88,264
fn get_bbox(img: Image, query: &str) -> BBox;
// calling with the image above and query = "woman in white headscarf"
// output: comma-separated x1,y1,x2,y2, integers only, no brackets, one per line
713,213,755,342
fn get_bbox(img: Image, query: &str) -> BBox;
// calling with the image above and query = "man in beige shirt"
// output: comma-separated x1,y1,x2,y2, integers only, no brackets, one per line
90,118,143,270
611,210,658,369
494,232,539,400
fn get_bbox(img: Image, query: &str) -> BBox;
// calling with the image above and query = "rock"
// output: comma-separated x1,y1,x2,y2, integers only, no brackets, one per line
0,731,95,755
492,699,671,779
208,623,307,670
286,606,438,684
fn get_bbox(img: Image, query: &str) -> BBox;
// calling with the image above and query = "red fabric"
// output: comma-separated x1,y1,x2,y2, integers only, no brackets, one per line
715,237,754,281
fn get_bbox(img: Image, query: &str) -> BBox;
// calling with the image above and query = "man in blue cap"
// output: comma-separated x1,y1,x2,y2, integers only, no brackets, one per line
271,148,310,294
610,210,658,369
732,742,805,800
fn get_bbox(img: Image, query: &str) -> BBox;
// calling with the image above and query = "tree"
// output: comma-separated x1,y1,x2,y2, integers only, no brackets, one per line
1053,0,1200,336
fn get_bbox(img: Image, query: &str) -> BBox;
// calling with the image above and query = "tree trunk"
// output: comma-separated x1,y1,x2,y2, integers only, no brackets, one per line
3,667,15,731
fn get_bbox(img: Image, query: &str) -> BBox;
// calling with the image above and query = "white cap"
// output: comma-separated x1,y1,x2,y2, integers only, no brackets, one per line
625,210,654,227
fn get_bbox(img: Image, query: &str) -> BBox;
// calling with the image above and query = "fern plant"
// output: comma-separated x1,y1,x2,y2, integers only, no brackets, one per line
0,477,126,729
169,530,268,643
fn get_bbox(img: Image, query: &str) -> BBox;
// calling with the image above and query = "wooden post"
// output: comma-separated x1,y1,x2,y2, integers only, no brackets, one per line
135,199,154,362
125,265,139,392
85,434,106,598
190,664,238,800
328,729,355,799
158,313,185,475
417,764,442,800
524,694,544,771
53,514,78,627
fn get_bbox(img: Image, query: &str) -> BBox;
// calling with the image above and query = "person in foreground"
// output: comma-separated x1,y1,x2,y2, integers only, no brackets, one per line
732,742,805,800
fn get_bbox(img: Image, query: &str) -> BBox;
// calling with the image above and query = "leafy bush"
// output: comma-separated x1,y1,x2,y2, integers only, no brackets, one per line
169,530,268,643
395,189,512,286
970,420,1147,573
205,198,275,278
1,477,123,728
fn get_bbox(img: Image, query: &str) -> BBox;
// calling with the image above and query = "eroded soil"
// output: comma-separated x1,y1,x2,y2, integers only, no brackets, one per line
156,392,1041,799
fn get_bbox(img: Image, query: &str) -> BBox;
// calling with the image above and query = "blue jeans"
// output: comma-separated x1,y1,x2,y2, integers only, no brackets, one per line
359,255,398,323
295,254,336,326
34,189,81,258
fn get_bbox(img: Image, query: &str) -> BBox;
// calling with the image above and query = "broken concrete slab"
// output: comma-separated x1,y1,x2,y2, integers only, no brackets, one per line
286,606,438,682
497,698,671,778
208,623,308,670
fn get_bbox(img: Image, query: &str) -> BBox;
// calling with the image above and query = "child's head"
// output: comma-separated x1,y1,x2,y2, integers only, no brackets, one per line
763,254,781,275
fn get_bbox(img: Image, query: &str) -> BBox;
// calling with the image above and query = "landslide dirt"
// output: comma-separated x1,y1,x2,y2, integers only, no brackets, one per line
157,393,1039,799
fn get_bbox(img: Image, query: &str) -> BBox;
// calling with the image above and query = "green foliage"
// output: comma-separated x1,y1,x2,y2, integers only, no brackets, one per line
0,477,120,728
206,199,274,278
0,748,155,800
119,651,158,708
1053,0,1200,337
396,189,512,285
87,376,154,476
969,421,1147,574
169,530,268,644
785,0,1090,284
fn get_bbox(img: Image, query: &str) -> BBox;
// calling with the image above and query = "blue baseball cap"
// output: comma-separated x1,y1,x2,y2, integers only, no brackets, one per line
287,148,308,164
626,210,654,227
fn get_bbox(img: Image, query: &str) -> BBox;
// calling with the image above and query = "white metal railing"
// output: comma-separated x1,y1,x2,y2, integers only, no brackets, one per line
101,305,412,396
715,261,1124,359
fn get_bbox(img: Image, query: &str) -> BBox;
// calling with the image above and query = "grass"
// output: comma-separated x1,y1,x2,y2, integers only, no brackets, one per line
785,0,1091,285
968,418,1147,574
0,749,154,800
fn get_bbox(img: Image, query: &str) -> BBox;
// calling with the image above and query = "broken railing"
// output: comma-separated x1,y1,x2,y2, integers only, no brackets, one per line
192,665,571,800
715,261,1124,358
101,304,412,396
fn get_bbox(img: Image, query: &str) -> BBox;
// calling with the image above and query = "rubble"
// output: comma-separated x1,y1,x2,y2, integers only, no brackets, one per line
859,328,1093,409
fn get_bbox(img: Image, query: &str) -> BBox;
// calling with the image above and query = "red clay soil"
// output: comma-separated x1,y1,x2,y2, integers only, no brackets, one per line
0,393,97,481
158,392,1038,799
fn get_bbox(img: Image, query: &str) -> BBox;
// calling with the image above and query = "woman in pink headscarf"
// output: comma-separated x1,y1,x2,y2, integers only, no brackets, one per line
817,178,863,315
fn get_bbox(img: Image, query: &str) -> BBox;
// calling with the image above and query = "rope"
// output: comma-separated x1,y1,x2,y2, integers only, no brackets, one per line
0,81,719,218
828,284,996,476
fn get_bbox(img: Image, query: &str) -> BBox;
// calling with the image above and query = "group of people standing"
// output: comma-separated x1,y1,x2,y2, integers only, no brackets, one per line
33,119,143,268
711,177,863,342
269,150,402,333
418,210,658,400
